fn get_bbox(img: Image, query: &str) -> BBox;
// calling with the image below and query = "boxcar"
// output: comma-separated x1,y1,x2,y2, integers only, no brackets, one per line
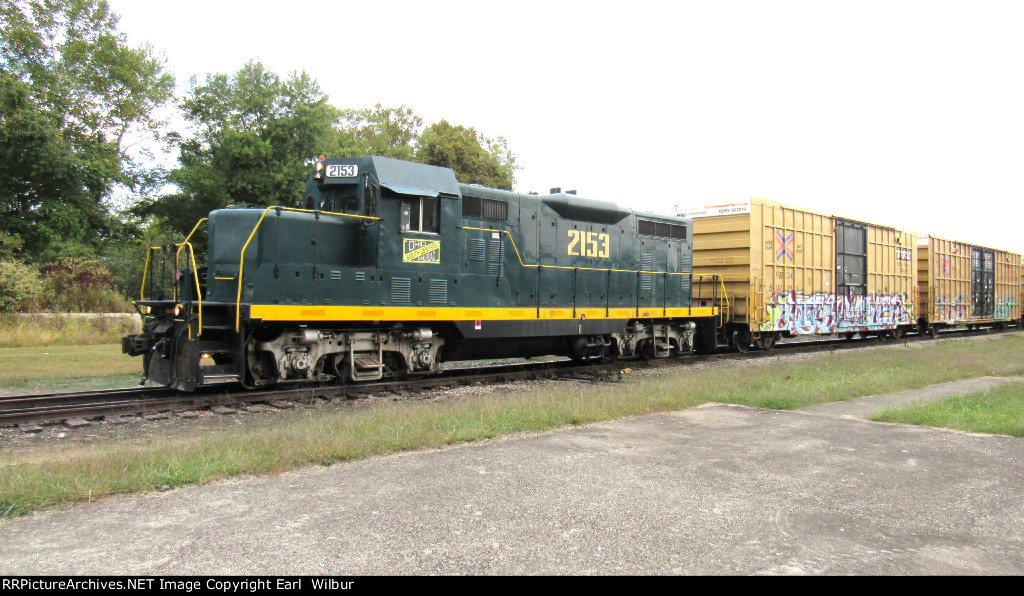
680,198,918,351
917,236,1022,334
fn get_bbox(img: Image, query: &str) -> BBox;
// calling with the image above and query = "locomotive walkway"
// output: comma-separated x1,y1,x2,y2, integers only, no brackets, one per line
1,377,1023,575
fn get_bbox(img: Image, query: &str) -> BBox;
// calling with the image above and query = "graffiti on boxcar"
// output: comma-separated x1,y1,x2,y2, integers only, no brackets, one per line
994,297,1020,320
934,295,969,323
759,291,914,335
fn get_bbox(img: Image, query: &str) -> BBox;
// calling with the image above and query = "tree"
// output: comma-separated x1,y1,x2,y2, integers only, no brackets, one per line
335,104,423,161
0,0,175,255
145,61,341,235
415,120,517,189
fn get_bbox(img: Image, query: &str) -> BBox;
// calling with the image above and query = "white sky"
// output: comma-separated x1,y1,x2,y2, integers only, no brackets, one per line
107,0,1024,253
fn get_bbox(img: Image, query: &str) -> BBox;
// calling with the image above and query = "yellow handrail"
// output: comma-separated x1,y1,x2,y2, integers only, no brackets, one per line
179,242,203,338
174,218,208,302
139,246,165,301
718,276,730,328
236,206,382,331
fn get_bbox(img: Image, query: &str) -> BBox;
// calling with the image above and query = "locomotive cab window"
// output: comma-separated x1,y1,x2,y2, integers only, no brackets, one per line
401,197,441,234
306,185,361,213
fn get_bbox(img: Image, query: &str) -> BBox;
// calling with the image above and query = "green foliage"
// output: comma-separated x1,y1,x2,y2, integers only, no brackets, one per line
143,62,341,236
0,258,45,311
38,257,132,312
335,103,423,160
0,0,174,254
415,120,517,189
0,231,24,259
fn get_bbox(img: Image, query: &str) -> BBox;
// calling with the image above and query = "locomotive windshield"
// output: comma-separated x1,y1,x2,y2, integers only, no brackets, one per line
304,166,378,217
306,184,361,213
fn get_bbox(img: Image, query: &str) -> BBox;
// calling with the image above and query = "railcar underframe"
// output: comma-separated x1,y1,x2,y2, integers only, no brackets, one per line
124,301,708,392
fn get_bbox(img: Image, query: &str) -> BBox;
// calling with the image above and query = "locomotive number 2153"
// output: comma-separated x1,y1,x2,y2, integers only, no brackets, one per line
567,230,610,259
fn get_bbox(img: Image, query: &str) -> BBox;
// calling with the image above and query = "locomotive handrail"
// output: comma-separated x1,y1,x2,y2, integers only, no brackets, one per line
139,246,165,302
178,241,203,338
137,241,203,337
173,218,209,287
720,276,730,328
236,206,382,331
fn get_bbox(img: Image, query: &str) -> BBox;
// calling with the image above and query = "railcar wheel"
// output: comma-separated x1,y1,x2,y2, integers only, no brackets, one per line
891,327,904,340
755,333,777,350
844,332,855,341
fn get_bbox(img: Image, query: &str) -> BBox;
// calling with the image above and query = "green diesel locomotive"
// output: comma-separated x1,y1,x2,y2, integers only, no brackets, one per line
123,156,723,391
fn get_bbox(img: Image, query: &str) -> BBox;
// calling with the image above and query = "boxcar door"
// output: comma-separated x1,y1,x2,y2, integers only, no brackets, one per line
972,247,995,317
835,219,867,297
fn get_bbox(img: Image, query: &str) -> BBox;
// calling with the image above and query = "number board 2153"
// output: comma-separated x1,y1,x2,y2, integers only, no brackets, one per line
326,164,358,177
567,230,610,258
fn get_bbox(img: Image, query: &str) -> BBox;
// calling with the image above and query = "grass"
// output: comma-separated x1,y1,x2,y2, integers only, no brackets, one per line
870,382,1024,437
0,344,142,393
0,313,140,348
1,334,1022,518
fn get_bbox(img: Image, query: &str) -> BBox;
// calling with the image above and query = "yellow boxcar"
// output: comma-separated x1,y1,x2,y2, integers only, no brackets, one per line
681,198,917,351
917,236,1022,333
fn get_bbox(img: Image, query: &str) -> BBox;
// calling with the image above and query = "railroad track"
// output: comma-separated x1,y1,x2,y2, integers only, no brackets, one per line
2,325,1017,430
0,358,618,429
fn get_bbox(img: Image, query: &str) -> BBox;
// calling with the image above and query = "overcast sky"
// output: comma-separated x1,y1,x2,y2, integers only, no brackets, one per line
107,0,1024,253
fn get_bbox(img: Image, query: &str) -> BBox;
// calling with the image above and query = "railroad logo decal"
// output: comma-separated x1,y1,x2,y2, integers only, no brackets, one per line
776,231,794,262
403,239,441,264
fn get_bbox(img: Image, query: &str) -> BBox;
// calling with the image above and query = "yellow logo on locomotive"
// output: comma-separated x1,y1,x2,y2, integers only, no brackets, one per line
403,239,441,264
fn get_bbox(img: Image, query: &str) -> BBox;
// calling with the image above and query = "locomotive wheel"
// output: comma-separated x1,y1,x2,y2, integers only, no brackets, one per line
243,351,278,389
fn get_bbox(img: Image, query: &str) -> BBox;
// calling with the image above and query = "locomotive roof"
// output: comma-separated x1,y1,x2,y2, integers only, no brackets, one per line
460,183,687,226
364,155,463,199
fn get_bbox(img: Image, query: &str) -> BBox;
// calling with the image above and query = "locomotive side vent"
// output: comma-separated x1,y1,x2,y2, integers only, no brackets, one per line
641,253,653,291
429,279,448,304
330,270,342,281
355,271,366,282
488,239,505,276
468,239,486,262
391,277,412,303
680,250,692,292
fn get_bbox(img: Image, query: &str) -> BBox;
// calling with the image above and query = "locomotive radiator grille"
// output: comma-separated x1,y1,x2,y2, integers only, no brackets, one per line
680,251,692,292
429,279,448,304
391,277,412,303
641,253,653,291
488,239,505,275
468,239,486,262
